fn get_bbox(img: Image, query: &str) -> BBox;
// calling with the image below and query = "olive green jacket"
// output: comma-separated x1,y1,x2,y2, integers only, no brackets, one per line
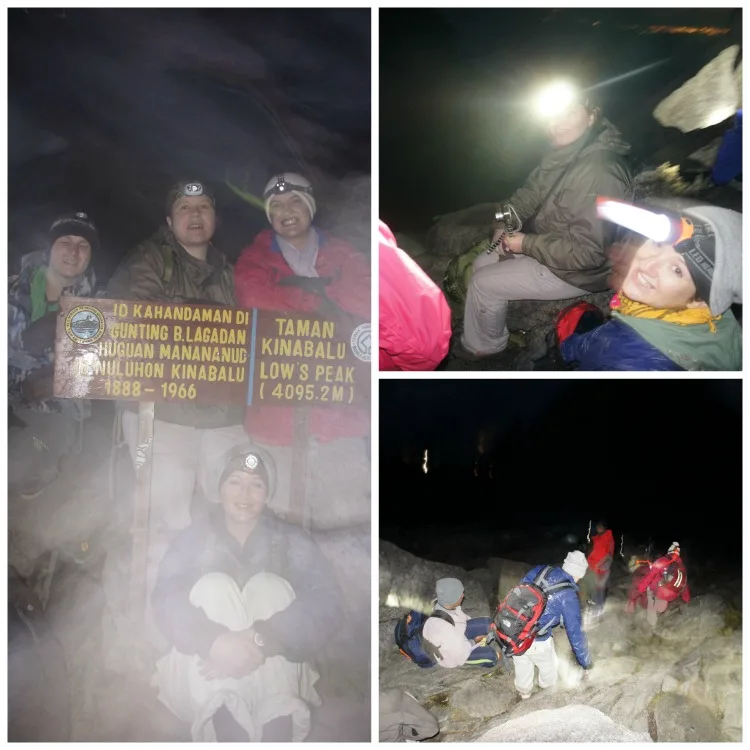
511,118,633,292
107,229,243,429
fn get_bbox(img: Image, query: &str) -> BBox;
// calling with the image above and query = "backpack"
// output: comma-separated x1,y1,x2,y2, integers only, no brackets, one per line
442,238,491,307
492,566,575,657
394,608,455,668
658,559,686,592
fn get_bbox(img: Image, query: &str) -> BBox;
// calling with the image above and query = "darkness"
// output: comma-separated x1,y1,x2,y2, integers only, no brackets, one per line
379,380,742,562
8,8,371,282
380,7,741,233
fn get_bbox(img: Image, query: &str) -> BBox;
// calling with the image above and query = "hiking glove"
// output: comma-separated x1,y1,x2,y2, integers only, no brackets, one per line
277,276,332,296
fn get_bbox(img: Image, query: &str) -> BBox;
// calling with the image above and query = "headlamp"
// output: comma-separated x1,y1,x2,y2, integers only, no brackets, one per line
535,81,580,119
595,197,694,246
263,175,314,199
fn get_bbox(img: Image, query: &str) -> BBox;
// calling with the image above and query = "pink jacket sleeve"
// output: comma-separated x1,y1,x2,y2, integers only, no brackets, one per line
378,221,452,371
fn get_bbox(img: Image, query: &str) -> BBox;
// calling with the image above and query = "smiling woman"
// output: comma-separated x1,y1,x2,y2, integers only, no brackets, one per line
151,445,342,742
559,196,742,370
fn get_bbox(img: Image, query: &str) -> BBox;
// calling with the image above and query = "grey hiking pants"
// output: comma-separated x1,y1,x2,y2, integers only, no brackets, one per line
461,253,586,355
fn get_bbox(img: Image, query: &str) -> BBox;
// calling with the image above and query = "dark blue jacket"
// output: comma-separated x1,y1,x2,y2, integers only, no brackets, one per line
560,320,683,371
712,110,742,186
152,510,343,662
522,565,592,668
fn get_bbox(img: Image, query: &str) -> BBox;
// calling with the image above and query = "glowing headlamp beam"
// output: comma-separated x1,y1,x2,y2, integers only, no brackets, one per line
596,197,673,243
535,82,578,119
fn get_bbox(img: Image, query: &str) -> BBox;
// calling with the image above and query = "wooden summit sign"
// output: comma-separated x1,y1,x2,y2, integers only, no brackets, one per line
53,297,371,407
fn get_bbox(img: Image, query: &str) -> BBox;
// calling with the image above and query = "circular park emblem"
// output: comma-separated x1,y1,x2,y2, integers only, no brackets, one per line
65,305,105,345
350,323,371,362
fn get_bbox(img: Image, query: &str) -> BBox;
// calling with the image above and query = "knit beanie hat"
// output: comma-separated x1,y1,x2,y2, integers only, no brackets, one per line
562,550,588,580
263,172,316,222
166,180,216,213
217,446,271,500
677,205,742,315
49,212,99,252
435,578,464,607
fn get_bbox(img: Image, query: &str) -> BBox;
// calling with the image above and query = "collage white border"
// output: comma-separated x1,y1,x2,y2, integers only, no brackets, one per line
0,1,747,746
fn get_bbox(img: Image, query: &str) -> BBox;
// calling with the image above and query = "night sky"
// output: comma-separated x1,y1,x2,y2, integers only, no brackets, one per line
380,7,741,232
8,8,371,280
379,380,742,559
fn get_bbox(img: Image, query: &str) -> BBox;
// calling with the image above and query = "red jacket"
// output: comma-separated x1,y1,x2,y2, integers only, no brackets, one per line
378,222,451,370
587,529,615,575
636,553,690,603
235,229,370,445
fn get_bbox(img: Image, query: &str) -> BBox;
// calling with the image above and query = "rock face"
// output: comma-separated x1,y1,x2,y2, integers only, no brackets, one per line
379,538,742,743
380,540,491,625
654,45,741,133
476,705,652,742
426,203,498,257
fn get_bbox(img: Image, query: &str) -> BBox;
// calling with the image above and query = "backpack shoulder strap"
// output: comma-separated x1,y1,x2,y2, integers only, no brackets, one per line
429,609,455,627
535,565,575,594
533,565,553,587
159,239,174,286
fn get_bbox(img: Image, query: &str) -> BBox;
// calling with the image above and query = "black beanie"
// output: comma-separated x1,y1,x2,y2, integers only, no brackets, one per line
49,212,99,252
218,449,270,495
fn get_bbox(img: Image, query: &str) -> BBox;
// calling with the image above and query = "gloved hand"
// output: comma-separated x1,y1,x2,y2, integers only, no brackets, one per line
21,311,59,357
277,276,332,296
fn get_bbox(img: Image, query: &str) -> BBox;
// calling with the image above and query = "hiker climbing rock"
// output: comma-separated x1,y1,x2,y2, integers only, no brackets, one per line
8,212,99,500
559,198,742,370
581,520,615,622
626,542,690,626
151,445,342,741
493,550,592,700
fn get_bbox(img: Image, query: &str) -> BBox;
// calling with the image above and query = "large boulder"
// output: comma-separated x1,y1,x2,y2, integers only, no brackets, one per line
651,693,722,742
379,540,491,616
425,203,497,257
476,705,652,742
654,45,741,133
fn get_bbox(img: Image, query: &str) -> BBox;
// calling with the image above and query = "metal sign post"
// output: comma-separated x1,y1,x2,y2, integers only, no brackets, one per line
129,402,154,624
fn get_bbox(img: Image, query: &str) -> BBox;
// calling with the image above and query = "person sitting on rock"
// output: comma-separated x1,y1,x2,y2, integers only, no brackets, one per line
558,198,742,370
452,83,633,361
8,212,99,499
422,578,497,669
379,220,451,370
151,445,343,742
508,551,592,700
625,542,690,627
234,172,370,530
583,520,615,621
